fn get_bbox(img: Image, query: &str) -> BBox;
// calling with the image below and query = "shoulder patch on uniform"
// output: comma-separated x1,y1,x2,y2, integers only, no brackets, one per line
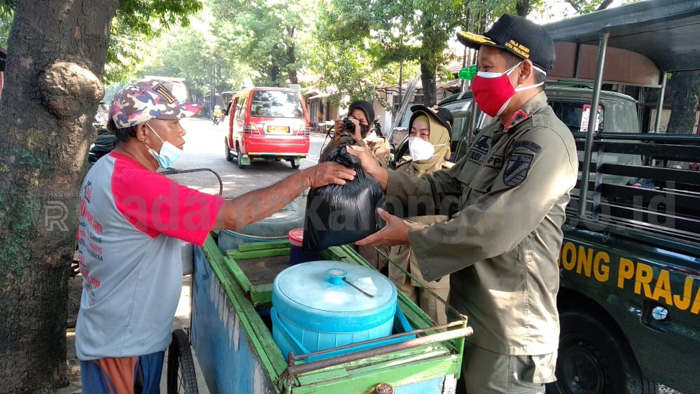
513,140,542,153
503,152,534,187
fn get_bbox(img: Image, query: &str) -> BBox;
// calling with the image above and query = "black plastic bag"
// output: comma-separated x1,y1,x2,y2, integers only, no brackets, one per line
302,145,384,252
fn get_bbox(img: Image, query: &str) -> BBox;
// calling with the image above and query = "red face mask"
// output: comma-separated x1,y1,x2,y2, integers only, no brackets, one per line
472,62,544,118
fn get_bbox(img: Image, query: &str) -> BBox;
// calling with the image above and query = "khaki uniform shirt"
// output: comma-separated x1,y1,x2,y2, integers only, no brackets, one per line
389,157,449,289
386,92,578,355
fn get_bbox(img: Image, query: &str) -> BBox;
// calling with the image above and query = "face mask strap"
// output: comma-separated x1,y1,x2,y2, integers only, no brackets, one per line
514,63,547,92
476,61,523,79
145,123,166,144
505,61,523,76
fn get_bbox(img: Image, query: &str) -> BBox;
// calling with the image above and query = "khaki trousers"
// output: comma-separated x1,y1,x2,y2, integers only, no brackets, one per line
462,342,557,394
396,277,449,325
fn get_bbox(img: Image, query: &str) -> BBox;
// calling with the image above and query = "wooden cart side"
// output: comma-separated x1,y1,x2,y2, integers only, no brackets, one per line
199,236,288,380
196,235,470,393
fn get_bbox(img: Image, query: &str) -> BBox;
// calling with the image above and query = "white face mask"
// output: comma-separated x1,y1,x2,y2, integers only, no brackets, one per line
408,137,436,162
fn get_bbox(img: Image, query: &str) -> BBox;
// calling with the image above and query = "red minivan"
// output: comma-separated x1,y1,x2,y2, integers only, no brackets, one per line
224,87,310,169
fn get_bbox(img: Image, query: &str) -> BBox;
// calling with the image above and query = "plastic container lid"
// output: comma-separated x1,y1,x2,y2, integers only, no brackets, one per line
272,261,397,332
288,228,304,246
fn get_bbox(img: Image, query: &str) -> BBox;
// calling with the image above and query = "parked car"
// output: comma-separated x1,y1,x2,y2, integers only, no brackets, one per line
224,87,311,169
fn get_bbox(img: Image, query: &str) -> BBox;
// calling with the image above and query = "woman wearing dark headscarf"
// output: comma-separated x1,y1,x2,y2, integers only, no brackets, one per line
320,100,390,168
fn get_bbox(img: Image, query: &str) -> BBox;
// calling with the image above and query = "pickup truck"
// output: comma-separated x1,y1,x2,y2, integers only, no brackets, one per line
390,2,700,393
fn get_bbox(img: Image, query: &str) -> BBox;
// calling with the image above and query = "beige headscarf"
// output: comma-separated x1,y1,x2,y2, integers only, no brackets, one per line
397,110,451,177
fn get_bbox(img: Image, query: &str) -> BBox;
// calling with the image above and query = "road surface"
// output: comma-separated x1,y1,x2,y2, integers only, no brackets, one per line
172,117,332,198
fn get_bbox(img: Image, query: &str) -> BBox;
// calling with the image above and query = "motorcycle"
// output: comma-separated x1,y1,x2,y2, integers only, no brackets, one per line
88,107,115,164
212,106,224,126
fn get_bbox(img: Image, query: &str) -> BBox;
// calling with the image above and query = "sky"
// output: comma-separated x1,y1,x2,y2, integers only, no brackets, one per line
530,0,628,23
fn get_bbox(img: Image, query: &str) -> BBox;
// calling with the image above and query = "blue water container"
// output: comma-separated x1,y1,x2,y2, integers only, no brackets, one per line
217,201,304,252
272,261,398,361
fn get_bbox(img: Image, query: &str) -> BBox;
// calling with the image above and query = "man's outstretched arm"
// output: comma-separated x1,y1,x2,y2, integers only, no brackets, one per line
212,162,355,230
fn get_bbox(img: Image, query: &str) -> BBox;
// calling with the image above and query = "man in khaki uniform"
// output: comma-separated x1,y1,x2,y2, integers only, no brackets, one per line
350,14,578,393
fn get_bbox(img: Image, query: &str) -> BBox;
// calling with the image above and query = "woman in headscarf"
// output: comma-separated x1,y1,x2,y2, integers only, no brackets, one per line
320,100,390,168
318,100,391,272
388,105,453,324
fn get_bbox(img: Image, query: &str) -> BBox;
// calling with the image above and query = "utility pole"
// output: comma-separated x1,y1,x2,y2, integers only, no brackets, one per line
210,64,215,116
397,60,403,114
460,46,467,91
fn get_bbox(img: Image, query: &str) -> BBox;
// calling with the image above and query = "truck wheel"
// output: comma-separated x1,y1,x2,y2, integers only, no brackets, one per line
289,159,299,169
167,329,199,394
224,139,233,162
546,309,657,394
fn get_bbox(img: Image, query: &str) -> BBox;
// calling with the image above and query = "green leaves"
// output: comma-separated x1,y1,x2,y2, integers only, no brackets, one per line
0,0,638,96
0,0,16,17
102,0,203,83
0,12,10,49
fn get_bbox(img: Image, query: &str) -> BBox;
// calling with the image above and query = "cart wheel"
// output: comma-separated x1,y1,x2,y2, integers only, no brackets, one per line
167,329,199,394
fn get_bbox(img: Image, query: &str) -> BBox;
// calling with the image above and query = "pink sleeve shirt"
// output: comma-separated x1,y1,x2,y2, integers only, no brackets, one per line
76,152,225,360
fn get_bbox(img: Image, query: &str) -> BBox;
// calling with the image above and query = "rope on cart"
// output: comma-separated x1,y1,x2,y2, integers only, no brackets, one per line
374,248,467,322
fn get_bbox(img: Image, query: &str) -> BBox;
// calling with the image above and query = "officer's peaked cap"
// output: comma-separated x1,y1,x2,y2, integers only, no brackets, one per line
457,14,555,72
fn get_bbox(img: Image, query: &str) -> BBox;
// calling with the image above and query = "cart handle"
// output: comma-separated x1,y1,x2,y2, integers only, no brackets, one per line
161,167,224,196
279,322,472,383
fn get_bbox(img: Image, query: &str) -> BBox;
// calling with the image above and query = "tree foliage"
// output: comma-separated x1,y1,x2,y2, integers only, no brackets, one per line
315,0,469,105
0,12,10,48
128,0,635,102
209,0,309,87
138,10,246,101
1,0,202,83
103,0,203,83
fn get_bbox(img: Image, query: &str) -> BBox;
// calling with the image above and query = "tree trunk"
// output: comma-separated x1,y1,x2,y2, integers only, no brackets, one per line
597,0,614,11
516,0,530,16
667,71,700,134
286,26,298,85
419,57,437,107
286,44,298,85
269,62,279,86
0,0,118,392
